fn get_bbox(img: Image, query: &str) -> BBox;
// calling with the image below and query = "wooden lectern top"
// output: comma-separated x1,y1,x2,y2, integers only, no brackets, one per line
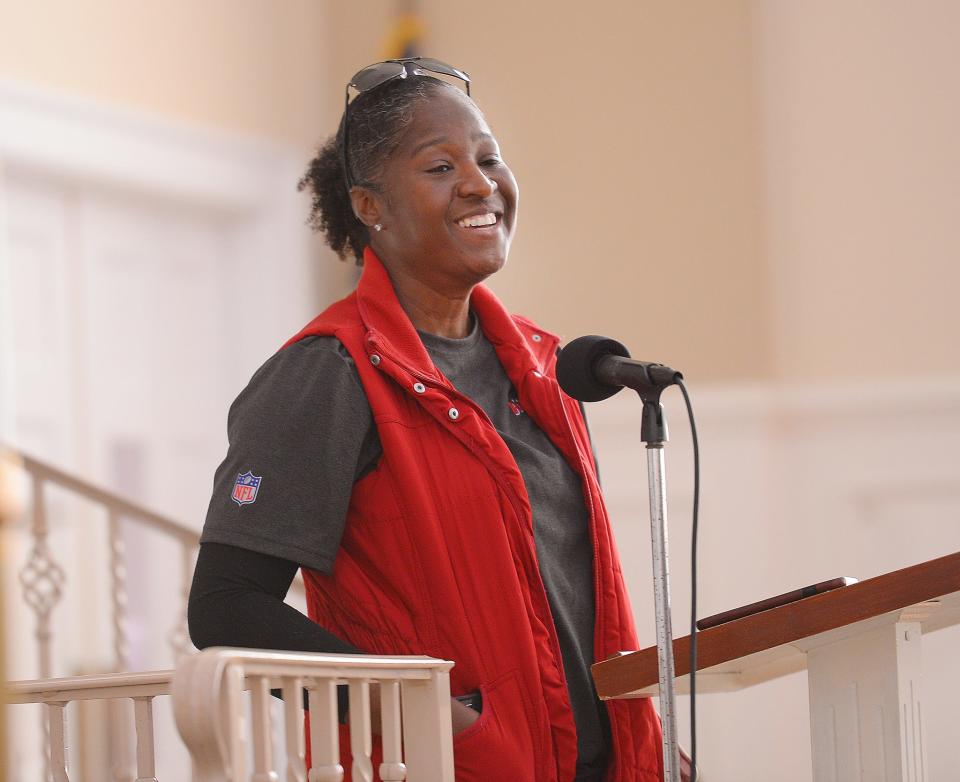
593,550,960,699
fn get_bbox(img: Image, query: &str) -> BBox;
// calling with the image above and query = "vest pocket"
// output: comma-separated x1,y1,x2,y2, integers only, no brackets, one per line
452,669,541,782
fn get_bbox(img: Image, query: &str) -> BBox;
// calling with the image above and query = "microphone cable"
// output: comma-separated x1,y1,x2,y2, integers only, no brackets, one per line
676,378,700,779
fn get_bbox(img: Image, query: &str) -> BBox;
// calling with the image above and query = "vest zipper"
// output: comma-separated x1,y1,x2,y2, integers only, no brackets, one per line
370,338,577,773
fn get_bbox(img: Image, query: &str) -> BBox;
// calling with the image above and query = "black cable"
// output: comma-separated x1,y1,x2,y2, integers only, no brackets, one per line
676,378,699,778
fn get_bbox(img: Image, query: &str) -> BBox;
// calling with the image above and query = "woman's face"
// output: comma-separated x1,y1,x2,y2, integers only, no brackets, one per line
363,88,519,292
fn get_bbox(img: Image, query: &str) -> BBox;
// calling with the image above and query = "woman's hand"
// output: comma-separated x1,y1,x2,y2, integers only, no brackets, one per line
450,696,481,735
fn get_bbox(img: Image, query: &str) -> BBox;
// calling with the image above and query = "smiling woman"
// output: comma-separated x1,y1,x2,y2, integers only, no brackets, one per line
188,58,665,782
349,86,518,335
299,67,518,338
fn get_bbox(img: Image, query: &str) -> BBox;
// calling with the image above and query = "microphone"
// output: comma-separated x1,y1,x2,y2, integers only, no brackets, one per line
556,335,682,402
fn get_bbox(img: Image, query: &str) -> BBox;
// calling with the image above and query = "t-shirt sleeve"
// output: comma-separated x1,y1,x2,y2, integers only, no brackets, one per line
200,335,373,574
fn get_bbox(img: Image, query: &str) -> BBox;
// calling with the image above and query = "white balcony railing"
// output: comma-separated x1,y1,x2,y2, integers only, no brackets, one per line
0,445,307,779
7,647,456,782
6,669,171,782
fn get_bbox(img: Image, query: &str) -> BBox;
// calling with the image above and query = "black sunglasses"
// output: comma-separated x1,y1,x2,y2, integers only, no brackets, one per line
340,57,471,190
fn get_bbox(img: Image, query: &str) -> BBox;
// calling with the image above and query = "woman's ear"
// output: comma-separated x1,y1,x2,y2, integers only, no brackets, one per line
349,186,382,230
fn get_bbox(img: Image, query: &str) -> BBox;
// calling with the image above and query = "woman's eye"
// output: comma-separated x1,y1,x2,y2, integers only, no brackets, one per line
481,157,501,167
427,164,452,174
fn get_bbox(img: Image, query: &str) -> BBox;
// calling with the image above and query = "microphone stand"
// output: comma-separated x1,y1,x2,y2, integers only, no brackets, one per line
639,387,682,782
555,336,685,779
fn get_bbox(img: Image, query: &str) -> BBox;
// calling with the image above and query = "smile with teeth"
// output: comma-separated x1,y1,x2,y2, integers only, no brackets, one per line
457,212,498,228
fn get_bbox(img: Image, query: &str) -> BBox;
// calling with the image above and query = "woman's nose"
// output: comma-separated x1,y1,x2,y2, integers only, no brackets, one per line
458,166,498,198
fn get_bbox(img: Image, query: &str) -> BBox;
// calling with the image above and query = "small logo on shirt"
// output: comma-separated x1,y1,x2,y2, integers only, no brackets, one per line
232,471,262,506
508,395,525,416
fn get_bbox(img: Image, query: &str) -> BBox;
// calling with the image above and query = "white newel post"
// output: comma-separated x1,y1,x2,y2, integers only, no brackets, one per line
806,606,933,782
399,670,455,782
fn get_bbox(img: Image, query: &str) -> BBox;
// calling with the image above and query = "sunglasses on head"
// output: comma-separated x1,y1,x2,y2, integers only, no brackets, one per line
340,57,471,190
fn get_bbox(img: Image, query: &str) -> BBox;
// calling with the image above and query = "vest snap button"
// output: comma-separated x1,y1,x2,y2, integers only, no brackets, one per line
531,334,542,342
447,407,460,421
413,382,426,394
370,354,381,366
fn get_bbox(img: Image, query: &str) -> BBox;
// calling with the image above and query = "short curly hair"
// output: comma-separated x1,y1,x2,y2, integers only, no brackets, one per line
298,75,459,263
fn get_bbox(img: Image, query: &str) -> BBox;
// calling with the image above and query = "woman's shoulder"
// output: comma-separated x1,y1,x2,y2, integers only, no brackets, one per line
284,333,356,364
228,335,367,425
252,335,359,384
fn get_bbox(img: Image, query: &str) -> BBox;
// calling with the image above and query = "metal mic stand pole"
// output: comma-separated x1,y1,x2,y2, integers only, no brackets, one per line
640,392,682,782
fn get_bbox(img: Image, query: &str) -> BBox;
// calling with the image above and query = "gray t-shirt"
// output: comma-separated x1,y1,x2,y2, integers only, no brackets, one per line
201,319,608,776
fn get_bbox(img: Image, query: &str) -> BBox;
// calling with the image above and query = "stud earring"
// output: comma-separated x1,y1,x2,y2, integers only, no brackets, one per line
374,223,382,232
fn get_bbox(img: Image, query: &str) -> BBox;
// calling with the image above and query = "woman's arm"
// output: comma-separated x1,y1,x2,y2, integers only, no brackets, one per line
188,542,479,734
188,541,361,654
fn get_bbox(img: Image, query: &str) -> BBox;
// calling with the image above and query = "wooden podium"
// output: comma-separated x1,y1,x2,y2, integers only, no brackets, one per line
593,551,960,782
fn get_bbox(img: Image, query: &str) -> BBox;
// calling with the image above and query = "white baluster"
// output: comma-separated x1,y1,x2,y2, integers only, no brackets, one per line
133,696,159,782
48,701,70,782
225,663,248,781
109,698,136,782
21,477,65,782
20,477,65,679
307,680,343,782
282,678,307,782
107,509,131,671
107,515,136,781
348,681,373,782
378,680,406,781
251,676,279,782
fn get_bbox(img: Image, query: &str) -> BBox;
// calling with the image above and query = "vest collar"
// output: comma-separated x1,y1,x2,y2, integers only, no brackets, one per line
357,246,550,383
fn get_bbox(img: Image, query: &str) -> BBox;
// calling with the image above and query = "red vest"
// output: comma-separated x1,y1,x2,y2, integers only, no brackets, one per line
285,248,662,781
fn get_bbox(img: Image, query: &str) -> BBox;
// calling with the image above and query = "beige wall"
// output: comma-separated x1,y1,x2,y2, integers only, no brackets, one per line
326,1,960,384
4,2,957,384
325,1,769,382
1,0,763,382
756,0,960,381
0,0,328,149
0,0,361,310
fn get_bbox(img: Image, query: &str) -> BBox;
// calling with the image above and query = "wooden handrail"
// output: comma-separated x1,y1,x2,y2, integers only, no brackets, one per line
593,550,960,698
6,670,173,704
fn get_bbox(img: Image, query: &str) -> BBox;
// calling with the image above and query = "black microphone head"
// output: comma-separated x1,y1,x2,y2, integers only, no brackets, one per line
556,335,631,402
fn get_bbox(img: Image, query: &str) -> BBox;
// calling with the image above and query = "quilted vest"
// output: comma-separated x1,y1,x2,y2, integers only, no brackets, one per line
284,247,662,781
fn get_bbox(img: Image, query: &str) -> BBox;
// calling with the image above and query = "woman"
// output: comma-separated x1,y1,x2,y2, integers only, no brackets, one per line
189,58,663,782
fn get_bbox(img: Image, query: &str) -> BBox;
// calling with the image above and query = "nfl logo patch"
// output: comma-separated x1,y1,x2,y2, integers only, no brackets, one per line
232,471,262,506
